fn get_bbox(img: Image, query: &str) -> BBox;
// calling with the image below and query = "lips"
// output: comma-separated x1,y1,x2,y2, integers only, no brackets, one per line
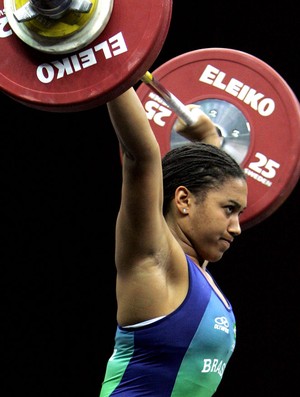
220,238,232,250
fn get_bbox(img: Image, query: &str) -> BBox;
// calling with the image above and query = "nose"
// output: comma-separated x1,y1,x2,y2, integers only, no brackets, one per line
228,215,242,237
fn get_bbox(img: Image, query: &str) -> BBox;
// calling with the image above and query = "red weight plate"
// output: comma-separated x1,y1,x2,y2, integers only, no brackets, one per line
136,48,300,229
0,0,172,111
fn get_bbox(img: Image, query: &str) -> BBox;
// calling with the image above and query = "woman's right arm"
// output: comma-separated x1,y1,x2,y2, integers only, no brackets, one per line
107,87,161,162
107,88,165,269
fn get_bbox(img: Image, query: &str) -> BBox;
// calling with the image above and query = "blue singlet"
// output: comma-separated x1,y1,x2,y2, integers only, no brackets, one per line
100,255,236,396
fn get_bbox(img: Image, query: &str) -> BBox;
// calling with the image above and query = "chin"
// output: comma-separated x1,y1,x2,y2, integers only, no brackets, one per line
206,252,224,263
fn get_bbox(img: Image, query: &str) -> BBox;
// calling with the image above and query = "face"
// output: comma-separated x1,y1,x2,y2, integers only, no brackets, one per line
187,178,247,262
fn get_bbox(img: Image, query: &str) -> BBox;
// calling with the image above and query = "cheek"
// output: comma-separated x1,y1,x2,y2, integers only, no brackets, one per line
193,208,217,234
197,204,224,225
196,208,227,238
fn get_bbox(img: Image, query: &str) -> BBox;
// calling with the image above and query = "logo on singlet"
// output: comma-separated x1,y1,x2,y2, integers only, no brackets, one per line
214,317,229,334
202,358,226,377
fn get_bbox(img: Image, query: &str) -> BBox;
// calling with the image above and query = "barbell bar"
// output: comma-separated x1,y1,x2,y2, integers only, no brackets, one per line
141,71,199,126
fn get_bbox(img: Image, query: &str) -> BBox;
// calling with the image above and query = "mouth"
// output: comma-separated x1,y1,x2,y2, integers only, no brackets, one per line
219,238,232,250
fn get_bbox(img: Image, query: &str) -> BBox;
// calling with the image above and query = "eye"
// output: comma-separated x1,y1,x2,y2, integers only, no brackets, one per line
225,205,244,217
225,205,235,215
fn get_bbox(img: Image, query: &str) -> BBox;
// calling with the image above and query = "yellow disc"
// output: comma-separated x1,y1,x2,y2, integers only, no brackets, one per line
15,0,97,38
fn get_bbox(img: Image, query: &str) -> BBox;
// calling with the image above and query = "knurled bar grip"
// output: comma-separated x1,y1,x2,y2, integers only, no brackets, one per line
141,71,200,126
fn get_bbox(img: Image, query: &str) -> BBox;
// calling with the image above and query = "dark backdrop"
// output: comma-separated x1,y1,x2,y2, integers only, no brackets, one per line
1,2,299,396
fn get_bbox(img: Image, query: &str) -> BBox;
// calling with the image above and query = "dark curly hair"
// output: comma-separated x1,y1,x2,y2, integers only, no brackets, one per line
162,142,246,215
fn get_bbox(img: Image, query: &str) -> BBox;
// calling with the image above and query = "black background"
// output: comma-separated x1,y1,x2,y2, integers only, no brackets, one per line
1,1,299,396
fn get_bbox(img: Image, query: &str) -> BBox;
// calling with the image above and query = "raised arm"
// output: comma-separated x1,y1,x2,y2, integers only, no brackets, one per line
107,88,166,270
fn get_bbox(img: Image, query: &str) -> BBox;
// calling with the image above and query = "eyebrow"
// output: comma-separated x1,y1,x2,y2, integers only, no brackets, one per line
228,199,247,212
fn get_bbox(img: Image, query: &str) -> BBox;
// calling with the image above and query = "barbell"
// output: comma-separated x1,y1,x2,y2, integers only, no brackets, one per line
1,0,299,229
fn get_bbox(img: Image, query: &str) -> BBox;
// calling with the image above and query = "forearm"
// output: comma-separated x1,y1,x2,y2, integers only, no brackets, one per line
107,88,159,158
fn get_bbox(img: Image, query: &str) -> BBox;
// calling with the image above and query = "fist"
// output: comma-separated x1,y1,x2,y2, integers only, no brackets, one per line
174,105,222,148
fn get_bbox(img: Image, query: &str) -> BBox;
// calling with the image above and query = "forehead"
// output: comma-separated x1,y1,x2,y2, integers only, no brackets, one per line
211,178,248,207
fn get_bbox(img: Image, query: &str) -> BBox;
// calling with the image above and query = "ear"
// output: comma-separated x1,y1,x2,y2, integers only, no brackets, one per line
174,186,190,215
